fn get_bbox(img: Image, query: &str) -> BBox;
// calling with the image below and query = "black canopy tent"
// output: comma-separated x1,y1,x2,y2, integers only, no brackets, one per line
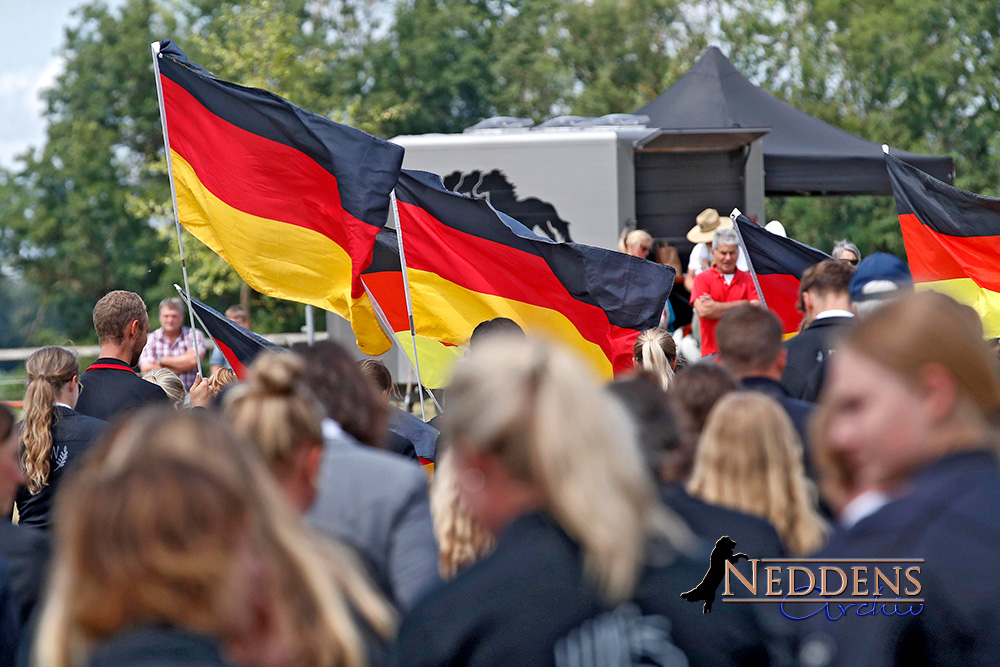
636,47,954,196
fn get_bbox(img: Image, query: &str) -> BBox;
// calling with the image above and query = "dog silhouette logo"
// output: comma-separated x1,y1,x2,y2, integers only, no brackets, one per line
443,169,573,242
680,536,749,614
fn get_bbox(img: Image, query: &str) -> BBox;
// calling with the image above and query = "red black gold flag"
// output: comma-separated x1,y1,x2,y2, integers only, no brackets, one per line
392,170,675,378
733,212,829,336
886,151,1000,337
179,289,283,380
155,40,403,355
360,228,463,388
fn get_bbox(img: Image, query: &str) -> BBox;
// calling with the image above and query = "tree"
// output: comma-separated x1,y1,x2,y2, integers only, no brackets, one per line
0,0,178,341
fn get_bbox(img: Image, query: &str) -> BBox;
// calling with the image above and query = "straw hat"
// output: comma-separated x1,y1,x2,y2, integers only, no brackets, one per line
687,208,733,244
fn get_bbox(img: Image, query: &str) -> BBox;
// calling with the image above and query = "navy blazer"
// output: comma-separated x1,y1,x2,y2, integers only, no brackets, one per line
796,451,1000,667
15,406,106,530
0,524,49,627
391,512,776,667
76,357,170,423
782,315,854,401
88,627,233,667
661,482,786,559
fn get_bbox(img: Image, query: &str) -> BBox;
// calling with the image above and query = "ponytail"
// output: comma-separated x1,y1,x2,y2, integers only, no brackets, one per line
633,328,677,391
22,347,79,493
447,339,688,605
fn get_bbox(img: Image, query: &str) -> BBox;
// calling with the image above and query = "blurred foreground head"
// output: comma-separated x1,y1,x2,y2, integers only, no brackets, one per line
36,409,393,667
823,291,1000,493
444,337,683,604
225,352,325,512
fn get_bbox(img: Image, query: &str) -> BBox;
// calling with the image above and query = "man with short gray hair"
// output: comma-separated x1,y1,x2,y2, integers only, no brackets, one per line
139,297,205,390
689,228,760,356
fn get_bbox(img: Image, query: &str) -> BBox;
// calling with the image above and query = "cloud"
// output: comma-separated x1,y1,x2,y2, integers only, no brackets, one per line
0,56,64,167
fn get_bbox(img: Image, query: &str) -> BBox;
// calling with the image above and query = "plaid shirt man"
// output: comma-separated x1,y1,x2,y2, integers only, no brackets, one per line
139,326,206,390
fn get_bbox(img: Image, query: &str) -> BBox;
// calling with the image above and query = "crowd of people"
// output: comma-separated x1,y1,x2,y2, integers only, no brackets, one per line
2,221,1000,666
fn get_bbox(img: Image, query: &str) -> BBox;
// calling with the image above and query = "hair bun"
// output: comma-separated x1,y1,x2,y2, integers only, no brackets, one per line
251,353,302,396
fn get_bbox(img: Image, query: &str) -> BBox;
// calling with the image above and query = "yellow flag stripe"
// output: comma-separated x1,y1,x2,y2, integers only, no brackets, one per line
172,151,391,355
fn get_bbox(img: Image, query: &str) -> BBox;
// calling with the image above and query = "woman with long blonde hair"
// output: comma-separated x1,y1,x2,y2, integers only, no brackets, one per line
34,408,394,667
15,346,105,530
393,338,772,666
633,327,678,390
688,391,827,556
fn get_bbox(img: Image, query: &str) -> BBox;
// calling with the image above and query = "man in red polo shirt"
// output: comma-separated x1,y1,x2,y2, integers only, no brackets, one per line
690,228,760,356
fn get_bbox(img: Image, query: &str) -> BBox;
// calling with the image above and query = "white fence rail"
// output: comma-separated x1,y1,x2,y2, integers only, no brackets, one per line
0,331,328,363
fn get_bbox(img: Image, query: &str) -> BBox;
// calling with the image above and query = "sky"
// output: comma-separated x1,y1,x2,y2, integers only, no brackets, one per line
0,0,123,168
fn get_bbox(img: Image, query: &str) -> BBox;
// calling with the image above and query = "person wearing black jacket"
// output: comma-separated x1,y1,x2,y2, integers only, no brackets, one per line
76,290,169,422
392,338,776,666
15,347,106,531
798,292,1000,666
781,260,855,401
716,306,815,471
0,405,49,632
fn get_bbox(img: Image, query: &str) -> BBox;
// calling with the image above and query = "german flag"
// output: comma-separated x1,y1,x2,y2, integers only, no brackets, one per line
732,211,829,336
155,41,403,355
393,170,675,378
179,289,283,380
360,228,464,388
886,151,1000,337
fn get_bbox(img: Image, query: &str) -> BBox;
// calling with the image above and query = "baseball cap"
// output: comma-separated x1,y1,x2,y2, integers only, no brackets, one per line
848,252,913,303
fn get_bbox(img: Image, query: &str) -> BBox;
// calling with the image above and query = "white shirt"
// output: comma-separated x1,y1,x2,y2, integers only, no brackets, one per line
814,309,855,320
687,242,749,275
839,490,890,528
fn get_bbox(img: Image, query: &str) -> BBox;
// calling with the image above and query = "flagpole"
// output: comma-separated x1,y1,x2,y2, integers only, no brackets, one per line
361,278,444,414
388,190,428,420
729,208,769,311
152,41,202,378
173,284,213,358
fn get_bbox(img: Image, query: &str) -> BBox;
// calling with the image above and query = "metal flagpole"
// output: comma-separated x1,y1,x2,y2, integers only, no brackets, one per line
729,208,769,311
389,190,427,420
173,284,214,352
152,41,202,378
361,277,444,414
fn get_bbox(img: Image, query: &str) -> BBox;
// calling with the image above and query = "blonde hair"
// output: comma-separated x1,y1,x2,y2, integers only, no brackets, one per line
430,448,495,578
224,352,324,475
206,367,238,395
22,347,79,494
618,228,653,255
35,409,394,667
446,338,687,604
688,392,827,556
633,328,677,390
142,368,185,408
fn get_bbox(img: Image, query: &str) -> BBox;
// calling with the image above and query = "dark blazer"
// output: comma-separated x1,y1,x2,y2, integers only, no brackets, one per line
660,483,786,559
88,627,234,667
797,451,1000,667
15,406,106,530
782,315,854,400
76,357,170,423
0,558,20,667
391,512,776,667
0,524,49,627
